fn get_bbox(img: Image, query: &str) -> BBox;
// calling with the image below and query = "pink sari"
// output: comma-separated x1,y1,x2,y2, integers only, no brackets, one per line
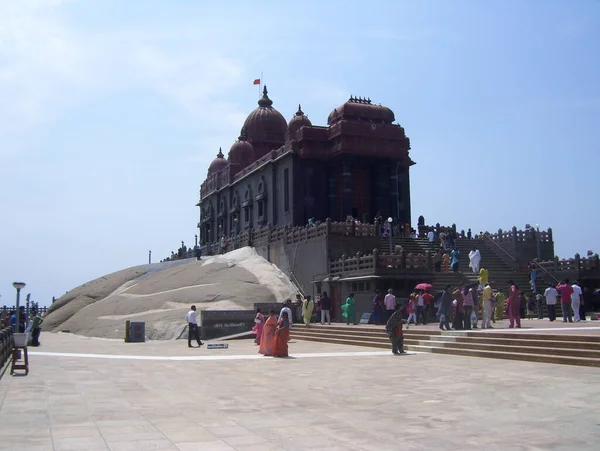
252,312,265,345
258,315,277,355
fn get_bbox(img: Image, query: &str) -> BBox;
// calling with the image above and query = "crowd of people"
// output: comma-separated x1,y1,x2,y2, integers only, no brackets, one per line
1,307,44,346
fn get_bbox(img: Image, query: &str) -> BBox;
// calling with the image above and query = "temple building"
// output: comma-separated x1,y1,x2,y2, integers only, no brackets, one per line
198,86,414,246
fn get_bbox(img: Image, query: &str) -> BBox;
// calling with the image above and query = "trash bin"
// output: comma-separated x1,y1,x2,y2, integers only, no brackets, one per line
13,333,29,347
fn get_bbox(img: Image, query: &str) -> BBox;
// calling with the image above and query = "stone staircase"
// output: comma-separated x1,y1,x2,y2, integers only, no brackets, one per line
292,324,600,367
377,236,563,317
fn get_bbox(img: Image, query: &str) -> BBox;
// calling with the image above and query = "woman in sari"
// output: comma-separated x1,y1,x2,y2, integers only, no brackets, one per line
272,311,290,358
252,308,265,345
258,310,277,356
506,281,521,328
302,295,314,326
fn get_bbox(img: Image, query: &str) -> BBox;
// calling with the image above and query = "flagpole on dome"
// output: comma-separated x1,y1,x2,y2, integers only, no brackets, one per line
260,71,263,99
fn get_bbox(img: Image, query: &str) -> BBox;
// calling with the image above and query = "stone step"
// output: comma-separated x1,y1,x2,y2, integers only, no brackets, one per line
293,328,600,351
291,331,600,367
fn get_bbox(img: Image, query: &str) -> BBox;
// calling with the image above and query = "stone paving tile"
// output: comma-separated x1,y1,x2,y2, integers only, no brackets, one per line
1,333,600,450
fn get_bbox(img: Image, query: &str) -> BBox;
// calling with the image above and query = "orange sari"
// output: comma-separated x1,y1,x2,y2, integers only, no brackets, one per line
272,319,290,358
258,315,277,356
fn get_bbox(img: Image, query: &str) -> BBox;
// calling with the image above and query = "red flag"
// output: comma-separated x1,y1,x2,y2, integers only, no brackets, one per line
253,79,260,85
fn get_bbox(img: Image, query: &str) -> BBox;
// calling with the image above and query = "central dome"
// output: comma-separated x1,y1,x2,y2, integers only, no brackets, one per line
327,96,395,125
242,86,287,155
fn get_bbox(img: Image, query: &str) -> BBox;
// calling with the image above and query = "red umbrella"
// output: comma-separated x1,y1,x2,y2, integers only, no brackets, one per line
415,283,433,291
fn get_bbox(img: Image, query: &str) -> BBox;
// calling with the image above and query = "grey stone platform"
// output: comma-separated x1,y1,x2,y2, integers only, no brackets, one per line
1,332,599,450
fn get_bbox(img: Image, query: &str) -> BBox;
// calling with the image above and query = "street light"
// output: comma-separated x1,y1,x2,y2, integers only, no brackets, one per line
12,282,26,333
387,217,393,254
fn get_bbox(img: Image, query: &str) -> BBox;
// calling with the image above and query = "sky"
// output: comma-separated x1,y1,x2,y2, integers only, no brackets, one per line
1,0,599,307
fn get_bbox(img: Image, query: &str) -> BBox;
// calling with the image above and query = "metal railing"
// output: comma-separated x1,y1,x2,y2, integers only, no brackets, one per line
1,327,13,378
529,260,560,284
482,234,518,269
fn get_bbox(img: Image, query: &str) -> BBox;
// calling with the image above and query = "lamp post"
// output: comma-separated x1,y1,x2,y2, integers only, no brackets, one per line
148,250,152,264
536,224,541,261
194,234,198,247
388,217,393,254
12,282,26,333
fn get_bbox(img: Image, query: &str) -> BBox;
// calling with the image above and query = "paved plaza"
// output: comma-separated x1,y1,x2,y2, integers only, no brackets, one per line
1,332,599,451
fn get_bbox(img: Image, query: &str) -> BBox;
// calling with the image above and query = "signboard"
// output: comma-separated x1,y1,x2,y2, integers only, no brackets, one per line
129,322,146,342
207,343,229,350
200,310,255,340
358,313,372,325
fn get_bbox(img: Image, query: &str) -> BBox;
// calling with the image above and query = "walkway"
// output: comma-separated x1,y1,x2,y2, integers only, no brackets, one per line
1,332,599,450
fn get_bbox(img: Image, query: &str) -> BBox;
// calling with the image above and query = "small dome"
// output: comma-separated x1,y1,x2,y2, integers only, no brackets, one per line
242,86,287,152
207,148,228,174
327,96,395,125
228,128,255,167
287,104,312,141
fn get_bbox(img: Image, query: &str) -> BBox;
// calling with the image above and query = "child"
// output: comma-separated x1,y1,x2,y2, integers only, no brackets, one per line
407,294,417,324
385,309,408,355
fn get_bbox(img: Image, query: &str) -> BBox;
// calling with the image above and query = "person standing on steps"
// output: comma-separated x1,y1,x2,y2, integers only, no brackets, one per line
478,267,489,290
384,289,396,321
450,247,460,273
279,299,294,329
371,290,384,325
342,293,357,325
506,281,521,328
452,285,465,330
433,250,443,273
468,246,481,274
437,285,453,331
462,286,474,330
556,279,574,323
543,284,558,321
319,292,332,325
185,305,203,348
481,282,493,329
385,308,408,355
529,264,537,293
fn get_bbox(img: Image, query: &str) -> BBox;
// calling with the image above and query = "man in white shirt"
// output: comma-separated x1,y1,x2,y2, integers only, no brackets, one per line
427,230,435,243
185,305,203,348
279,299,293,328
571,280,583,322
543,284,559,322
384,289,397,321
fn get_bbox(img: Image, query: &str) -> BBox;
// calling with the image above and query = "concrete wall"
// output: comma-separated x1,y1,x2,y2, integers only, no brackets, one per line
255,235,328,299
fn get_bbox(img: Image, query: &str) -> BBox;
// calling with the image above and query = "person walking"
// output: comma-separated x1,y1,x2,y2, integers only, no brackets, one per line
319,292,332,325
272,312,291,358
342,293,357,325
450,247,460,273
416,291,426,325
371,290,384,325
385,309,408,355
571,280,583,322
383,289,396,321
468,247,481,274
544,284,558,321
433,250,442,273
406,294,417,325
437,286,453,331
506,281,521,328
185,305,203,348
556,279,574,323
259,310,277,356
279,299,294,330
481,282,493,329
302,295,314,326
422,290,434,324
478,267,489,290
252,308,265,345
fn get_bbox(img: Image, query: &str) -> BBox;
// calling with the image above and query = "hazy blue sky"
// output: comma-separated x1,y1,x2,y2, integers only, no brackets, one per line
1,0,598,306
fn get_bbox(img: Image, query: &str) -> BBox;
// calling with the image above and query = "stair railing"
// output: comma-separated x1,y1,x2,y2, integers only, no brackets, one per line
482,234,519,270
529,260,560,284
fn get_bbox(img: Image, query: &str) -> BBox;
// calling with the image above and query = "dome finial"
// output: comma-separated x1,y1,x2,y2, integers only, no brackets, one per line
295,104,304,116
217,147,224,158
238,127,248,141
258,85,273,107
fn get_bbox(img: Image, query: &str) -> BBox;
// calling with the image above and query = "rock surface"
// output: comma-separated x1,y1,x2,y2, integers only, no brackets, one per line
43,247,298,340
